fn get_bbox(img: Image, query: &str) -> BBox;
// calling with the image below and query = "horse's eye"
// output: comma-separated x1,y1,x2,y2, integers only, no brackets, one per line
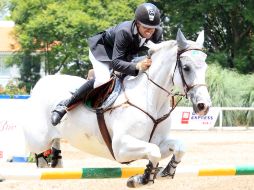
183,65,190,72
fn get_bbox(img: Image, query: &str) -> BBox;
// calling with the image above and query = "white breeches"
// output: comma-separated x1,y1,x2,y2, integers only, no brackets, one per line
89,49,111,88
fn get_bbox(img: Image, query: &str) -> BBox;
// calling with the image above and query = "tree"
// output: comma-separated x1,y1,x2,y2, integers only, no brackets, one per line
157,0,254,74
8,0,144,78
0,0,9,19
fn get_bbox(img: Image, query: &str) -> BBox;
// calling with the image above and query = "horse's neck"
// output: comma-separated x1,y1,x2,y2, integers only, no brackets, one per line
122,45,177,113
145,45,177,108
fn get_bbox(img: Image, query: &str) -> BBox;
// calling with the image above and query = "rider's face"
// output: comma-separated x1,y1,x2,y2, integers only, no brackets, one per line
136,22,156,39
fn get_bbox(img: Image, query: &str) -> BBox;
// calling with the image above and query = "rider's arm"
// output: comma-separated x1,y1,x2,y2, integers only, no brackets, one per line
111,30,139,76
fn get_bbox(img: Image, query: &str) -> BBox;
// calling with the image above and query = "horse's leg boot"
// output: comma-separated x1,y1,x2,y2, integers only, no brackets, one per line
50,79,95,126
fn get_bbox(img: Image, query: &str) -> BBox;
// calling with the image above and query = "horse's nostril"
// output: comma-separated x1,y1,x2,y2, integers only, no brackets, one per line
197,103,205,110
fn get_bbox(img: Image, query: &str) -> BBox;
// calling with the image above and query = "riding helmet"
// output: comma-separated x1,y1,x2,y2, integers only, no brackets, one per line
135,3,161,28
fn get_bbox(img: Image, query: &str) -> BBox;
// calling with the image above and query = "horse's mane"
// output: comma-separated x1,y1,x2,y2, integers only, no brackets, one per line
147,40,203,56
145,40,177,56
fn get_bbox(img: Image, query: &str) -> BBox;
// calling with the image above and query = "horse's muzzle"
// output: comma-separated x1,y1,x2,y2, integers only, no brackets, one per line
193,101,210,116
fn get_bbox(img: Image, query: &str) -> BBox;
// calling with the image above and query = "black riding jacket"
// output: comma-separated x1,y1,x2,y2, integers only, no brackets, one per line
88,20,163,76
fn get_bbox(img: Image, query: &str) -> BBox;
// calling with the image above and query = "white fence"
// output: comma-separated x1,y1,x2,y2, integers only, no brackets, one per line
218,107,254,128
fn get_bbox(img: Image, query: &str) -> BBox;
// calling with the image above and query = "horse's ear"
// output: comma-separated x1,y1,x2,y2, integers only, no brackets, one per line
145,40,155,49
196,30,204,48
176,29,188,50
145,40,157,56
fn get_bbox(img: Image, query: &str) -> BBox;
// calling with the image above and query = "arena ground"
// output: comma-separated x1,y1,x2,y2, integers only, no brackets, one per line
1,128,254,190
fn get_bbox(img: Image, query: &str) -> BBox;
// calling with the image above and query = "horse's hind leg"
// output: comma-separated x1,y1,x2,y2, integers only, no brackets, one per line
35,138,63,168
157,138,185,179
51,138,63,168
35,152,50,168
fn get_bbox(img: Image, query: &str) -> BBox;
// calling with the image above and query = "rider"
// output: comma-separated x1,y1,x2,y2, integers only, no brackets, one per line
51,2,163,126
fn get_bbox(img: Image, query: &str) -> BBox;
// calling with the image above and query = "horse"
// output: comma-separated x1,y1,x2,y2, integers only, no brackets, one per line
22,29,211,188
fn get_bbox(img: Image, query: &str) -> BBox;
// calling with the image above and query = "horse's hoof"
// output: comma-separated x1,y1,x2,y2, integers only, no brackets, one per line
51,148,62,168
127,175,143,188
127,174,152,188
50,158,63,168
127,177,136,188
156,167,174,179
50,159,58,168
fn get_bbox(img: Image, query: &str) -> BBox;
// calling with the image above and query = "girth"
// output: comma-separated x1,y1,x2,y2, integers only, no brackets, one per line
96,109,116,160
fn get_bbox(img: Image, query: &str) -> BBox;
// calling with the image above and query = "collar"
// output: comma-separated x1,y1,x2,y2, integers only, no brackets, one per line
134,24,138,35
134,23,146,40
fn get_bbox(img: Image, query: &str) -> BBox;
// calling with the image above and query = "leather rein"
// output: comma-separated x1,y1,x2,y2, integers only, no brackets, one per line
96,48,207,160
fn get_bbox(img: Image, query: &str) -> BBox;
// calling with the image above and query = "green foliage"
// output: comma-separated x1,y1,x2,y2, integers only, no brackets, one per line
0,0,9,19
206,63,254,126
7,0,145,87
242,86,254,126
0,80,27,96
157,0,254,74
6,51,41,91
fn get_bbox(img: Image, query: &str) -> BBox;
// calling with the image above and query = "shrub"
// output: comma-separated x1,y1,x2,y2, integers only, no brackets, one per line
0,80,28,96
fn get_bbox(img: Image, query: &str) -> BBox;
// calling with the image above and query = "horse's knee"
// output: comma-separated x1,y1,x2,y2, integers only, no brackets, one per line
170,140,185,161
147,143,161,162
173,140,185,152
113,137,161,164
160,139,185,159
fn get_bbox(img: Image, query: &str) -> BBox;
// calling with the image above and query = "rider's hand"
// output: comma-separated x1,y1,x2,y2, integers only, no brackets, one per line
136,58,152,71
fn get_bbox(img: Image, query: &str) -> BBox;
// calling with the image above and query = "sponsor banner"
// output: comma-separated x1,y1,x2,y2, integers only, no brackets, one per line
170,107,220,130
0,99,29,162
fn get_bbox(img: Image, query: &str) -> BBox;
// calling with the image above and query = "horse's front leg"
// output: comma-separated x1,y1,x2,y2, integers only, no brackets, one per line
157,138,185,179
113,135,161,188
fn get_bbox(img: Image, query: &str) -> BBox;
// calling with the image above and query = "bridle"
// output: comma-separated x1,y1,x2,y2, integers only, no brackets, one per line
173,48,207,97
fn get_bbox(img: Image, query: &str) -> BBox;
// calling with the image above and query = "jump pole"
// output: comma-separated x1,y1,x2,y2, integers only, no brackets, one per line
0,167,145,180
1,165,254,180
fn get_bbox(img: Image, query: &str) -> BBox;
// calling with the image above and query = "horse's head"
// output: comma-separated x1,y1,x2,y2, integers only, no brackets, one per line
173,29,211,115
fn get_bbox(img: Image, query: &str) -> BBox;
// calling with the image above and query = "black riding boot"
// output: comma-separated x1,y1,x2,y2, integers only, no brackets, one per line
51,79,95,126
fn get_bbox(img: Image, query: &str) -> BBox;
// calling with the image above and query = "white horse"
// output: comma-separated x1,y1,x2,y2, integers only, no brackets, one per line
22,29,211,188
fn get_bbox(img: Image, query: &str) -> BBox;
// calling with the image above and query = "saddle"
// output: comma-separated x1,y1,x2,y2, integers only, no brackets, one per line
85,75,122,110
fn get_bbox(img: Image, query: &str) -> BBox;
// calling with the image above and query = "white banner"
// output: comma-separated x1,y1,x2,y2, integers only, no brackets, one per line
0,99,29,161
170,107,220,130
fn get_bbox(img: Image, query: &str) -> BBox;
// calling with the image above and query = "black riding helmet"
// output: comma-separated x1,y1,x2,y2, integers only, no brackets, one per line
135,3,161,28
